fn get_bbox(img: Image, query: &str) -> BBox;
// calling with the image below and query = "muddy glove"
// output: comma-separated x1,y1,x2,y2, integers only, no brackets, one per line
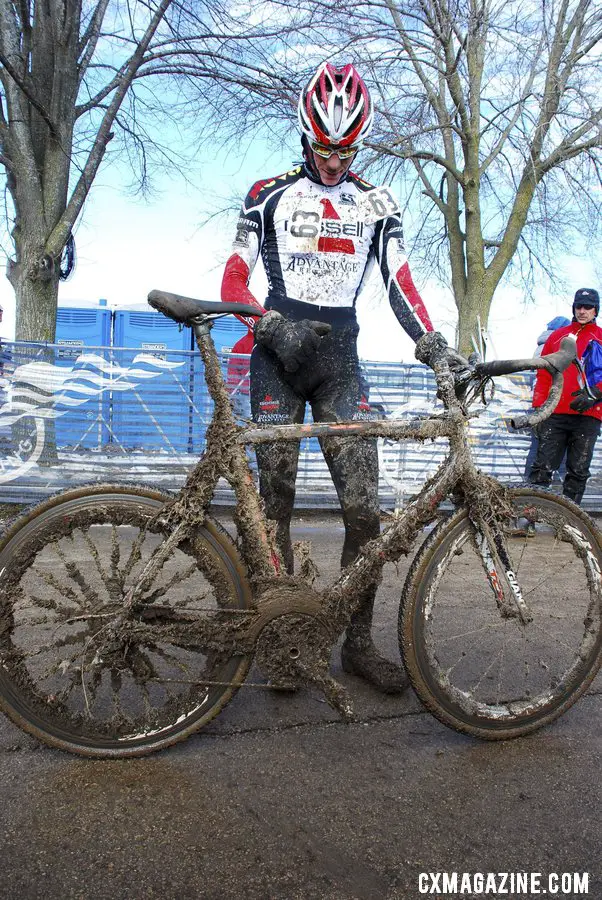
570,386,602,412
444,348,473,397
415,332,473,399
254,310,331,373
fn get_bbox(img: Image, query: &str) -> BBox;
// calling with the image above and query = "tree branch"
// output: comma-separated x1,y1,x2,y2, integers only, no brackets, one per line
0,49,58,137
365,138,465,184
47,0,175,254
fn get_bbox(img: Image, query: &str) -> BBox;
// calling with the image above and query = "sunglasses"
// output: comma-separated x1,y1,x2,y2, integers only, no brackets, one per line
310,140,360,160
575,303,596,310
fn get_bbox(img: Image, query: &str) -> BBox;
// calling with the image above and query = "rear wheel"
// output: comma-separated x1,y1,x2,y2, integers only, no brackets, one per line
400,489,602,739
0,485,253,757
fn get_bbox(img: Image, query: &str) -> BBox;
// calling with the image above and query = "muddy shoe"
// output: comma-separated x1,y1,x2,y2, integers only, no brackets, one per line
341,639,409,695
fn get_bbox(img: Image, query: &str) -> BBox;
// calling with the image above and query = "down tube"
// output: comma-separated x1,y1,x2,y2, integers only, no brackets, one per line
322,451,465,632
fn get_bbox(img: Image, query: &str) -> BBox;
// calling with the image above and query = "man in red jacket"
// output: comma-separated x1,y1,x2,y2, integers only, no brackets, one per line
529,288,602,504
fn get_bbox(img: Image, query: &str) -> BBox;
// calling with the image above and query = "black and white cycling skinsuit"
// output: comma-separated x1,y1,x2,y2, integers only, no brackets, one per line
221,162,433,572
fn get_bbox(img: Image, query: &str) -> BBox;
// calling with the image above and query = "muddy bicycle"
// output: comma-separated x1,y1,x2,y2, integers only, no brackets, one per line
0,292,600,757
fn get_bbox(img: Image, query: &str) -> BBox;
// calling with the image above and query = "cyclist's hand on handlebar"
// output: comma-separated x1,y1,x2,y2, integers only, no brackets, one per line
415,331,473,399
254,310,331,373
443,349,473,400
570,385,602,413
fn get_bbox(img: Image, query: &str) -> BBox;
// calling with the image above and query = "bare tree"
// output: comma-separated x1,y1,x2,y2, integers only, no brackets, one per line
0,0,304,341
288,0,602,352
4,0,600,351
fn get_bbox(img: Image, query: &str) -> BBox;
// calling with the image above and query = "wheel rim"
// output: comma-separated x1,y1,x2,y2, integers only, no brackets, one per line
0,496,251,752
408,494,602,732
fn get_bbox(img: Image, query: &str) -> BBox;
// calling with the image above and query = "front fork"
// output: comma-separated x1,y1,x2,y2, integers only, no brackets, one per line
471,517,533,624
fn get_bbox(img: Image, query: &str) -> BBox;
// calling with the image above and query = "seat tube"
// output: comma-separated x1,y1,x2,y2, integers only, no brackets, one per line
191,318,276,577
193,318,232,414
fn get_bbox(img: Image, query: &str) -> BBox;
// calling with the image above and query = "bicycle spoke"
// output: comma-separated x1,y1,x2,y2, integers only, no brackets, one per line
432,620,506,644
110,524,121,582
19,629,89,660
172,592,212,609
148,644,197,678
402,492,602,737
79,528,110,584
54,542,101,608
0,491,252,755
120,527,150,581
144,562,199,604
29,567,84,609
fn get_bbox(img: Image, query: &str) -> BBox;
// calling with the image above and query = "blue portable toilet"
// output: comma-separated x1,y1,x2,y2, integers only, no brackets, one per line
54,300,112,449
191,316,248,453
112,308,193,452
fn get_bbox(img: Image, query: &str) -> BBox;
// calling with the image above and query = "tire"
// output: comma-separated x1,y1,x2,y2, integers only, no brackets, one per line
399,489,602,740
0,484,253,757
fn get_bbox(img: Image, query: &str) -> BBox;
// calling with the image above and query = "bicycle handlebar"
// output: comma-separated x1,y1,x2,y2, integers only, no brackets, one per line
474,334,577,379
474,334,578,429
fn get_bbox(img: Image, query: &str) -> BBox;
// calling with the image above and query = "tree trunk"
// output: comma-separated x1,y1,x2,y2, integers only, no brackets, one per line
8,242,60,343
456,283,494,358
8,239,61,464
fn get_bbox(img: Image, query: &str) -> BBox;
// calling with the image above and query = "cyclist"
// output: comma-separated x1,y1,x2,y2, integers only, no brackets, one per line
529,288,602,505
221,62,444,693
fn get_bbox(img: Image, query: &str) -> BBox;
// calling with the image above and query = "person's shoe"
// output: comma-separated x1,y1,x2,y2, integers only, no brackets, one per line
341,639,409,695
505,519,536,538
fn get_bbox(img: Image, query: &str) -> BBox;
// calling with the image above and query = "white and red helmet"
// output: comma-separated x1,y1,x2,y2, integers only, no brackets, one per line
298,62,374,149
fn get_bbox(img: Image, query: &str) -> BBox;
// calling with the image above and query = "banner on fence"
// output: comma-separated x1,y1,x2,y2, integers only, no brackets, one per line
1,342,600,510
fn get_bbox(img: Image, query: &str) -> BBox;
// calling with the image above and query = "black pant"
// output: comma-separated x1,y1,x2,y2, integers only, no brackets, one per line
250,313,380,574
523,427,566,479
528,413,601,505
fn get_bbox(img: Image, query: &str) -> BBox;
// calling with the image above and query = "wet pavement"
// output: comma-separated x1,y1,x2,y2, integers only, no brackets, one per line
0,513,599,899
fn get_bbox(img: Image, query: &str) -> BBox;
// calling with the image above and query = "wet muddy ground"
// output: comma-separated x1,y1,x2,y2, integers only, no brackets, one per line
0,510,599,899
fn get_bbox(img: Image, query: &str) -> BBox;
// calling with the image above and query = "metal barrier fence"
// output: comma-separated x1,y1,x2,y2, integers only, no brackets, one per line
1,341,602,510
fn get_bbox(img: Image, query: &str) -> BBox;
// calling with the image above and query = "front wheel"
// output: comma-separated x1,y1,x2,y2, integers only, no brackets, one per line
399,489,602,740
0,484,253,757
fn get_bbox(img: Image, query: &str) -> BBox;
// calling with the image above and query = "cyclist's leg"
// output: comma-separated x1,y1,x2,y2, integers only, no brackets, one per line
312,334,407,693
311,331,380,564
250,344,305,573
523,428,539,477
528,414,569,486
562,415,601,505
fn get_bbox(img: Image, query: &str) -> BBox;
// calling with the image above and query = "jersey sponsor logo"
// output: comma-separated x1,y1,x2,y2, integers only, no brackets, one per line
284,256,362,276
323,220,364,237
256,412,290,424
284,218,364,238
233,215,259,248
259,394,280,413
234,225,249,247
282,195,366,255
237,216,258,230
319,197,355,254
